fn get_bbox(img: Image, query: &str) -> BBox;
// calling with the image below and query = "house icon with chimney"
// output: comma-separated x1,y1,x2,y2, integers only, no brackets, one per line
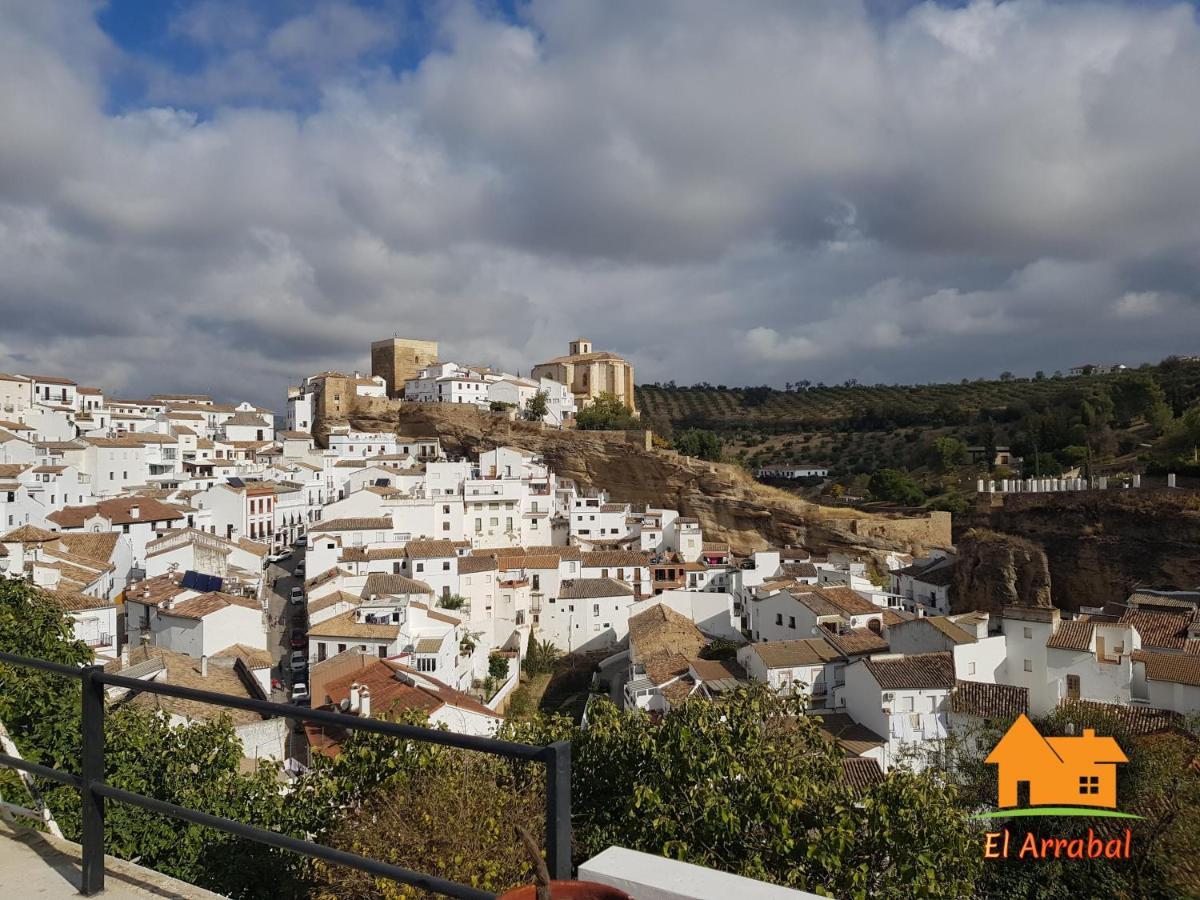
985,714,1128,809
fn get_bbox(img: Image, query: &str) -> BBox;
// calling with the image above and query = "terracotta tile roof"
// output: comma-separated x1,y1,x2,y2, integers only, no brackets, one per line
1046,621,1095,652
322,659,498,721
643,652,692,686
781,562,818,578
750,638,844,668
559,578,633,600
1128,591,1200,611
212,643,274,669
126,573,188,607
308,591,360,615
362,573,433,598
501,553,560,571
119,646,265,727
628,604,708,665
689,656,746,688
307,611,400,640
311,517,393,532
811,586,879,616
24,374,75,385
409,601,462,625
822,627,889,656
160,591,260,619
881,608,916,626
1002,606,1060,623
814,712,886,755
1120,609,1191,651
49,498,185,528
362,547,408,560
841,757,885,793
900,615,974,646
38,588,115,612
581,550,650,568
1057,699,1183,736
950,680,1028,719
404,539,460,559
1,524,60,542
863,652,955,690
1133,651,1200,687
457,556,498,574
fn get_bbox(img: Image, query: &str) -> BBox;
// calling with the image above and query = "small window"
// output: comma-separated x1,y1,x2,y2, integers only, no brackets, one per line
788,616,796,630
967,661,976,675
442,561,450,571
1023,627,1033,639
1023,659,1033,672
776,613,783,626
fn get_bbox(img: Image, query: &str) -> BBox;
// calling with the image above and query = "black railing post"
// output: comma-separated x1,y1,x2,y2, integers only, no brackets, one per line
80,664,106,896
544,740,571,881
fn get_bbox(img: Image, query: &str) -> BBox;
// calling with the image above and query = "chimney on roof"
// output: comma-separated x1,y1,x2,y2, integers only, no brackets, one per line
201,655,208,678
349,681,361,714
359,686,371,718
129,505,140,519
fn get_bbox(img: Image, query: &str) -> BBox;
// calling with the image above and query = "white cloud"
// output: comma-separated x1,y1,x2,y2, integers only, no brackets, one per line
0,0,1199,405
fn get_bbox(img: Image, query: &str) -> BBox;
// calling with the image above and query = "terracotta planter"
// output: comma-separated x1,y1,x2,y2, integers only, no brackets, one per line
498,881,632,900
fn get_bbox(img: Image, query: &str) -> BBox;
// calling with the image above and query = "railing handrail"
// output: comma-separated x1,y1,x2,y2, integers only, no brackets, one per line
0,650,572,899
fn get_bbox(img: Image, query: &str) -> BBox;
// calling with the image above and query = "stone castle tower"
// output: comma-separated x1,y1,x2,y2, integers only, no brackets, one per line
370,337,439,398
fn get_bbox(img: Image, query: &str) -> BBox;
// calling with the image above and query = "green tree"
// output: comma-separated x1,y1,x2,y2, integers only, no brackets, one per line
488,653,510,681
522,390,549,422
439,593,467,611
933,436,969,472
511,687,980,898
575,393,639,430
868,468,926,505
673,428,724,461
1109,372,1173,431
0,580,307,898
522,637,563,676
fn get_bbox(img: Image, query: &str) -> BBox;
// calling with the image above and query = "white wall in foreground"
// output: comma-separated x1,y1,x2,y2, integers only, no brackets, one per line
578,846,826,900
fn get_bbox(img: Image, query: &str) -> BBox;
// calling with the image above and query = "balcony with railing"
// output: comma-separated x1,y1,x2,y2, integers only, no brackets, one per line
0,652,829,900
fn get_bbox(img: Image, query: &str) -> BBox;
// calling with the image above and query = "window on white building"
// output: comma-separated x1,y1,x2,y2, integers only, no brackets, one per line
1023,626,1033,639
1023,659,1033,672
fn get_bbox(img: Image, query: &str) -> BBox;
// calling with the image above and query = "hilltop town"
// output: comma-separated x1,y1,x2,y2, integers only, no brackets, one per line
3,334,1198,796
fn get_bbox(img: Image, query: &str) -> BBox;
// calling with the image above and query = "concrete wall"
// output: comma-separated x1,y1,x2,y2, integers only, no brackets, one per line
579,846,825,899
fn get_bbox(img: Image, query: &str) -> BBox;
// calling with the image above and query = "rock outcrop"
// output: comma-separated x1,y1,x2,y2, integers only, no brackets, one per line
333,400,952,559
959,490,1200,611
953,529,1053,614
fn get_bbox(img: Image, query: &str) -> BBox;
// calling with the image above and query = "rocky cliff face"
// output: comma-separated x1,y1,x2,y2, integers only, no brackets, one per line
953,529,1053,614
959,490,1200,611
332,401,952,559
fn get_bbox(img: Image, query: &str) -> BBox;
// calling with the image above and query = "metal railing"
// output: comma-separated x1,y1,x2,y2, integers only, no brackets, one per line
0,651,572,899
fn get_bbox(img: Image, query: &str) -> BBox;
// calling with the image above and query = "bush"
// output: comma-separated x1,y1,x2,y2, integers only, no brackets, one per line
488,653,510,681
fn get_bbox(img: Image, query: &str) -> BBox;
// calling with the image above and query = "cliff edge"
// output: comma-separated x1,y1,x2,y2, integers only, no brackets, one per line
331,400,952,559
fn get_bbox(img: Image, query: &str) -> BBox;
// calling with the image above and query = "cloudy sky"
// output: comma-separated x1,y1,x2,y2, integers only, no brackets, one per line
2,0,1199,408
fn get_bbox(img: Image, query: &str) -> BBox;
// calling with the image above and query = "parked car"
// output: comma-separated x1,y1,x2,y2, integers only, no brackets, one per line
290,628,306,649
295,560,306,576
289,650,307,671
290,682,310,705
267,549,293,563
289,586,304,604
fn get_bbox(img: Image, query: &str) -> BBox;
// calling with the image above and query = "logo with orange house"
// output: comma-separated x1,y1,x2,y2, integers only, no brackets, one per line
979,715,1139,860
985,714,1128,810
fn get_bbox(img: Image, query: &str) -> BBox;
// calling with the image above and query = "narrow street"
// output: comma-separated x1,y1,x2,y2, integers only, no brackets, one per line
263,545,306,702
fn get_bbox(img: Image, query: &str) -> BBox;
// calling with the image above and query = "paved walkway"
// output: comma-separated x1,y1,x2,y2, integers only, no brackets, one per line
0,820,224,899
